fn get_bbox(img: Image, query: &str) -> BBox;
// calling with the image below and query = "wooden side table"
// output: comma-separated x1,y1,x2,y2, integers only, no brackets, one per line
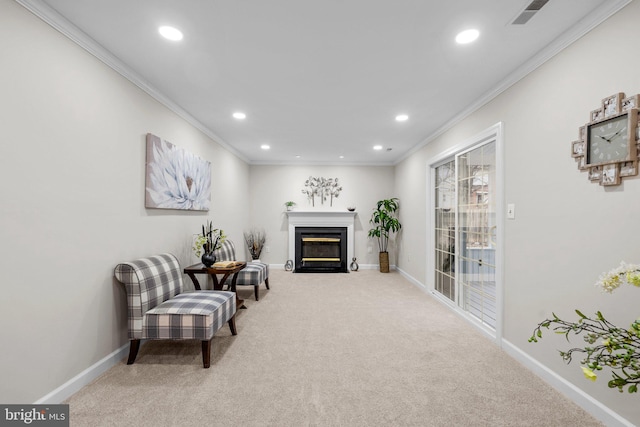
184,262,247,309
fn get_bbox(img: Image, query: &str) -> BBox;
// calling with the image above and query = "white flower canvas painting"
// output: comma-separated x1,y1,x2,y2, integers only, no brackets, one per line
145,133,211,211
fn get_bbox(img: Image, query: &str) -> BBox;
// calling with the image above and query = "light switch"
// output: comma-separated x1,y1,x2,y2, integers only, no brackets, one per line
507,203,515,220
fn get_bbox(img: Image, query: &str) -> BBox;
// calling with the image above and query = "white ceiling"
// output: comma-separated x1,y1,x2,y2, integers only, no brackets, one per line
20,0,627,165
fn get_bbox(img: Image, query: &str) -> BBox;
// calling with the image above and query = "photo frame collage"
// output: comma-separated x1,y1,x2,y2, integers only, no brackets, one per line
571,92,640,186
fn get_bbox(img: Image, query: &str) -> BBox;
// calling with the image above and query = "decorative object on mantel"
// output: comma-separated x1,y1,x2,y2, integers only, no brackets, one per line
284,201,297,211
193,220,225,267
571,93,639,186
244,228,266,261
301,176,342,206
530,261,640,394
367,198,402,273
145,133,211,210
284,260,293,271
350,257,359,272
347,206,356,212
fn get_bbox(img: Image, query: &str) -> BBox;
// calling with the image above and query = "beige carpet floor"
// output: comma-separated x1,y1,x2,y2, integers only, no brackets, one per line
65,269,602,426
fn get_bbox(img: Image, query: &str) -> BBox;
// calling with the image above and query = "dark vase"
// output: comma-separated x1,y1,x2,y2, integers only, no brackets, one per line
201,252,216,267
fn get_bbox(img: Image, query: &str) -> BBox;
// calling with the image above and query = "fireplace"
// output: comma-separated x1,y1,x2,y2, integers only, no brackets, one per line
294,227,347,273
286,210,356,273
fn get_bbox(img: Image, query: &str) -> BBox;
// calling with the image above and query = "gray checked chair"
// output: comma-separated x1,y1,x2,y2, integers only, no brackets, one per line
213,240,270,301
114,253,237,368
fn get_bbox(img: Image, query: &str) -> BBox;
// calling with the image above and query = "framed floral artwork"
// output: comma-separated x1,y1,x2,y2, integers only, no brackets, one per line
145,133,211,211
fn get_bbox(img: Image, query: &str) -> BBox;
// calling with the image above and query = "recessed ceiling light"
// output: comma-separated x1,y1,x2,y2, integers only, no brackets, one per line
395,114,409,122
233,112,246,120
295,155,301,159
158,26,183,41
339,155,344,159
456,29,479,44
261,144,270,150
373,145,383,151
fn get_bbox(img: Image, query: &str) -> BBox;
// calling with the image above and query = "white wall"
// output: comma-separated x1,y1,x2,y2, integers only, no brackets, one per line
248,165,395,267
395,1,640,423
0,1,249,403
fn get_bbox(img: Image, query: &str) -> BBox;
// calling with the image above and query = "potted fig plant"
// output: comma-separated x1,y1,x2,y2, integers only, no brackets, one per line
367,198,401,273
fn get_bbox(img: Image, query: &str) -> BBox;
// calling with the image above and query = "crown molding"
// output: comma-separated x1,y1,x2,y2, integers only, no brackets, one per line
395,0,632,165
15,0,250,164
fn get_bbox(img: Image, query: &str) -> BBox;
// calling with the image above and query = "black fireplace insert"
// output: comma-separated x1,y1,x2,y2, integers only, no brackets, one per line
294,227,348,273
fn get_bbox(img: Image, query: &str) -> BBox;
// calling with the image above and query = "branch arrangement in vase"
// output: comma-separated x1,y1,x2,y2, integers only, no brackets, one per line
244,228,266,260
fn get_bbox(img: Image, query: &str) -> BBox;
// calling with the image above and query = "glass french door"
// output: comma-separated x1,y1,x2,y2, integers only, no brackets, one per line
433,141,497,330
434,160,456,302
457,142,497,329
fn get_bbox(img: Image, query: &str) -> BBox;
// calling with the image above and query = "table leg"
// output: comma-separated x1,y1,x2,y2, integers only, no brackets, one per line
210,272,232,291
186,272,202,291
231,272,246,309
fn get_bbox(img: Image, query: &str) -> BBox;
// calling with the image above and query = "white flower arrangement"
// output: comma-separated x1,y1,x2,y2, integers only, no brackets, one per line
193,220,225,257
595,261,640,293
530,261,640,394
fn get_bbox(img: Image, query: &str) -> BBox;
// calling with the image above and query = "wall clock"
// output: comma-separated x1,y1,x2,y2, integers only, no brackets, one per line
572,92,640,186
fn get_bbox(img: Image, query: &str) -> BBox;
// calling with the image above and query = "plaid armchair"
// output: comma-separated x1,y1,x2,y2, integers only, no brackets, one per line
114,253,237,368
213,240,270,301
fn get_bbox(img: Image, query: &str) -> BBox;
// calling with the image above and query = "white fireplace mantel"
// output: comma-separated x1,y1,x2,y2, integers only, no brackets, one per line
286,210,357,266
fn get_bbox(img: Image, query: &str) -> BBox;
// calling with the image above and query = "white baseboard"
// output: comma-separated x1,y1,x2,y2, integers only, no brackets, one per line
501,340,634,427
395,266,424,288
352,263,383,270
270,263,383,271
35,342,130,404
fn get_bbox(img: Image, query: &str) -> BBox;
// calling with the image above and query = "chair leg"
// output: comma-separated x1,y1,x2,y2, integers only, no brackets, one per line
228,314,237,335
202,339,212,368
254,285,260,301
127,339,140,365
265,278,270,290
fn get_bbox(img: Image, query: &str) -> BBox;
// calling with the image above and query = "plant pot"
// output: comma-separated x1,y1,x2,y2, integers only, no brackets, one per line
379,252,389,273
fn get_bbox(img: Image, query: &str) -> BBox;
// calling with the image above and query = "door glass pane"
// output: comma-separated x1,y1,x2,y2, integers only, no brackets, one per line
434,160,455,301
457,142,496,329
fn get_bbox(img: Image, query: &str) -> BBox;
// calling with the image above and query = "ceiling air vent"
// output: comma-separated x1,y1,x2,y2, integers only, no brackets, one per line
511,0,549,25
